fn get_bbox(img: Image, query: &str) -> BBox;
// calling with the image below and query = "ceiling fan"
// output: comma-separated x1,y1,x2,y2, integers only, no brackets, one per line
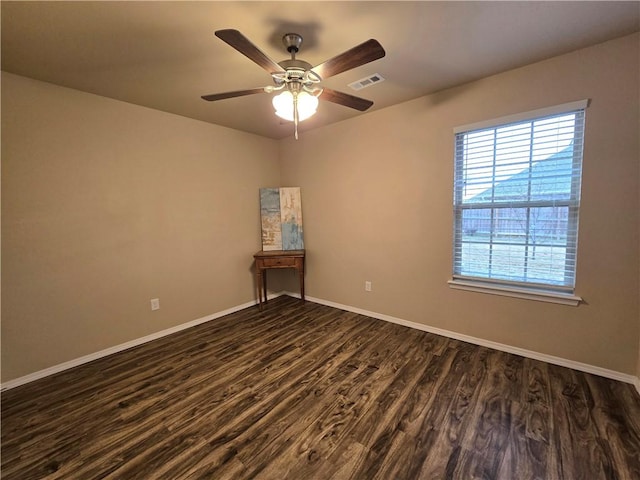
201,29,386,138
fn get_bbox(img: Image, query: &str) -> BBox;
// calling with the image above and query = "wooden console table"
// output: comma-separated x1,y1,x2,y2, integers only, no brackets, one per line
254,249,305,310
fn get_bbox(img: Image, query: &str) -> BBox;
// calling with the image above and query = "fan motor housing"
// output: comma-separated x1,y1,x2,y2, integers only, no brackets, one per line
278,59,313,72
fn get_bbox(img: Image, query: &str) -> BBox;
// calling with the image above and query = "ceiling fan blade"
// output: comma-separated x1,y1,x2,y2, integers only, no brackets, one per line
319,88,374,111
201,88,266,102
215,29,286,74
311,39,385,79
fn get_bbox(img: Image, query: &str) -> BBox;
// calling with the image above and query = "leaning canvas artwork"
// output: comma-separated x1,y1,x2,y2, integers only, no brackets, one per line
260,188,282,250
260,187,304,251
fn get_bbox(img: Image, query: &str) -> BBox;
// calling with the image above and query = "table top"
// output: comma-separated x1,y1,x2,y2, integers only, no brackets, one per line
254,249,305,258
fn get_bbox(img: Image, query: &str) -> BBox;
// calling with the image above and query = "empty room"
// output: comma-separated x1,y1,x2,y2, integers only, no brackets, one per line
2,1,639,479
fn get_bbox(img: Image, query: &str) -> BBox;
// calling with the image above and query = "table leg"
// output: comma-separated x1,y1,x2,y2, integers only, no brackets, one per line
256,269,263,310
262,269,268,304
299,267,305,302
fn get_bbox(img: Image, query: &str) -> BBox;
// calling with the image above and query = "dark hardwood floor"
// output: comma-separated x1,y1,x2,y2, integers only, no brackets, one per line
2,296,639,479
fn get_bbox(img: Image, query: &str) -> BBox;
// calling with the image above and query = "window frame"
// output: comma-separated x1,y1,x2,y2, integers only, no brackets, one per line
449,100,589,306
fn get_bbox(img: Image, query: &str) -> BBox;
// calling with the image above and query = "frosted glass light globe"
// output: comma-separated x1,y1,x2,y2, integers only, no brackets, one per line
273,91,318,121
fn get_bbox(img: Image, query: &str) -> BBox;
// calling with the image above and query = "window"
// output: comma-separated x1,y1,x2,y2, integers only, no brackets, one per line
451,100,588,305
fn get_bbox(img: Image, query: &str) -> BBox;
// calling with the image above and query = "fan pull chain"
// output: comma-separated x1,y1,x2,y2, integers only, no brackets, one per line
293,92,299,140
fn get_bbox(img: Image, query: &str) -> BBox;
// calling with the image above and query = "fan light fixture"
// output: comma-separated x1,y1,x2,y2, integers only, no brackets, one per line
272,90,319,122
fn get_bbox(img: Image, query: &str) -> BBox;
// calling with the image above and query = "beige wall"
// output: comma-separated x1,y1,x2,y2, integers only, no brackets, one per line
1,73,280,382
280,33,640,375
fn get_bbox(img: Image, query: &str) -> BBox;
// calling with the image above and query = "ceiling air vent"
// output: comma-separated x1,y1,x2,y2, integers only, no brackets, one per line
348,73,385,91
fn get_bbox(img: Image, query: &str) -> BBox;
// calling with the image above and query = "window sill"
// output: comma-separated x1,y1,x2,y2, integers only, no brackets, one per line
447,279,582,306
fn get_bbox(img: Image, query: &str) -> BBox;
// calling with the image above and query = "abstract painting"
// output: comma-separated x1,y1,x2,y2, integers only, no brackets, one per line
260,188,282,250
260,187,304,251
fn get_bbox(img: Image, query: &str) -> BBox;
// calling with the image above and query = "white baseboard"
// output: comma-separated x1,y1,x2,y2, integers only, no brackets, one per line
294,292,640,388
3,291,639,393
0,294,276,391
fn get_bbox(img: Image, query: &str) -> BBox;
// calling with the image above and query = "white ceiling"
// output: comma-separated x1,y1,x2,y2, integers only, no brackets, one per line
2,1,639,139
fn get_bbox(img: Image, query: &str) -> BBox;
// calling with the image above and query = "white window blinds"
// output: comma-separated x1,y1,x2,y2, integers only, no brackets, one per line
453,101,587,292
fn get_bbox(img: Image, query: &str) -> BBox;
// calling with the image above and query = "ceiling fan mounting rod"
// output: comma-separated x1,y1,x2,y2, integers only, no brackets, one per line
282,33,303,55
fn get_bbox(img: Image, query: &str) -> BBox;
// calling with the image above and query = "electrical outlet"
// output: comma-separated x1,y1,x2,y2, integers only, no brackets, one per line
150,298,160,311
365,281,372,292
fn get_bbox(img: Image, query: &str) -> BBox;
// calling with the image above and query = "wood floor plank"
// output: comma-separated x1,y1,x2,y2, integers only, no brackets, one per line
308,439,370,480
2,296,640,479
582,374,640,479
403,343,485,478
452,349,520,478
548,364,609,480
